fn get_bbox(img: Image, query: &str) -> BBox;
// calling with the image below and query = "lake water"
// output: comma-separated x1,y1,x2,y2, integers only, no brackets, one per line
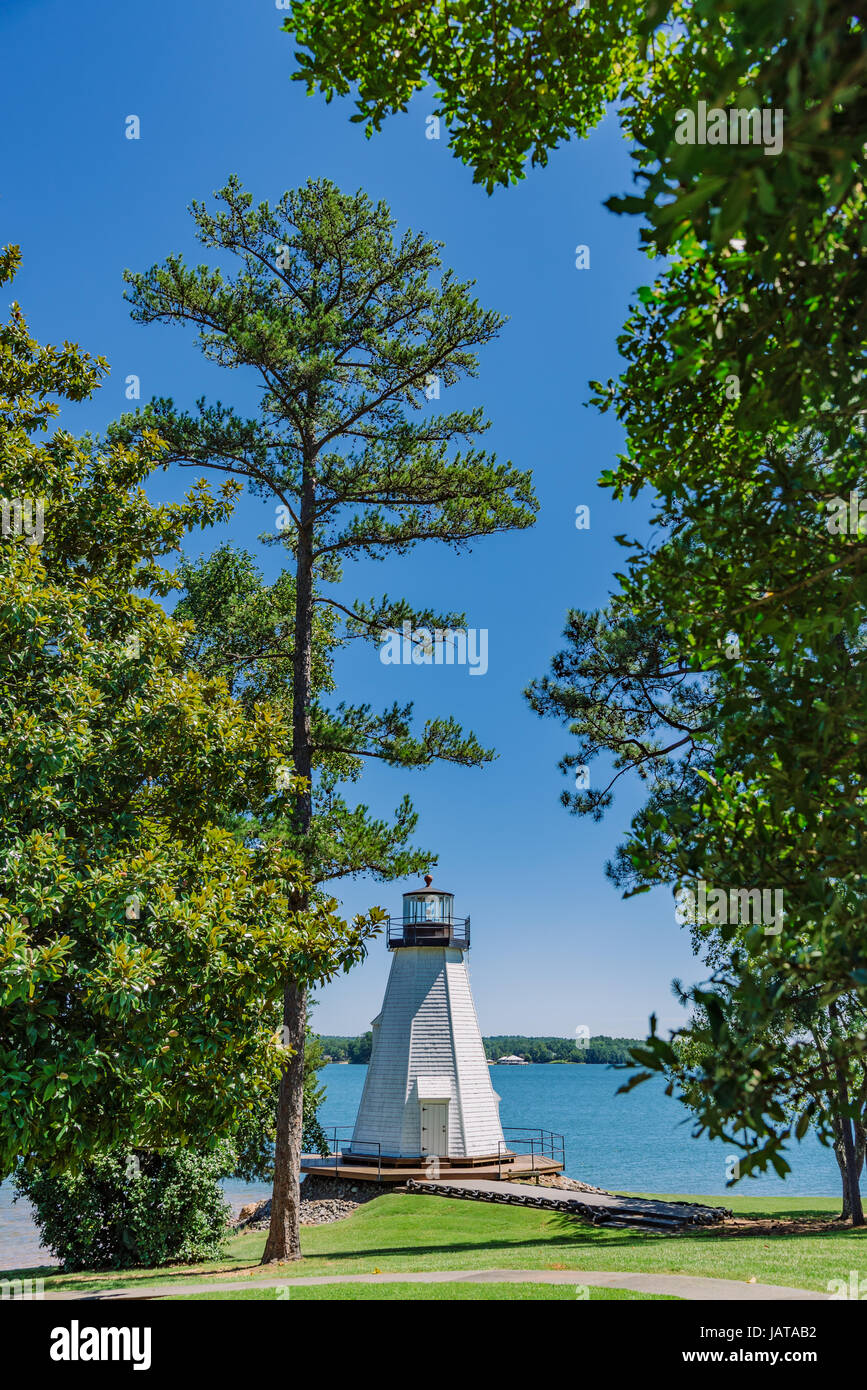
1,1062,844,1271
316,1062,842,1197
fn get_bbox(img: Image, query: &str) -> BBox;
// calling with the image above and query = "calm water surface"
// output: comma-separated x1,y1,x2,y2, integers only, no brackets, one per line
1,1062,844,1271
318,1062,842,1197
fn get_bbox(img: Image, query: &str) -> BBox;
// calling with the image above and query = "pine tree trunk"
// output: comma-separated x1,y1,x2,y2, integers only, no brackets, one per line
261,978,307,1262
261,465,316,1263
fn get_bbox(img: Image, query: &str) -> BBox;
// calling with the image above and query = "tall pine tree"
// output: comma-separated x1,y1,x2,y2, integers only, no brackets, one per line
116,177,537,1260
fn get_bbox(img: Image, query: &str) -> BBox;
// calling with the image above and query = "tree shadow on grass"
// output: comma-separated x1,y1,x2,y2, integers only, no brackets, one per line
301,1220,678,1265
7,1223,656,1292
8,1203,860,1293
698,1216,863,1240
1,1255,265,1293
0,1262,57,1280
543,1209,864,1243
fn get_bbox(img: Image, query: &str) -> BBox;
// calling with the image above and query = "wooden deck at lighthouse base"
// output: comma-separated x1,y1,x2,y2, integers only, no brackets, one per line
300,1153,564,1184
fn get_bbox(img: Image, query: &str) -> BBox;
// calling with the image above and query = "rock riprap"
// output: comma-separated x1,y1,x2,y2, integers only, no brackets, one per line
233,1176,391,1229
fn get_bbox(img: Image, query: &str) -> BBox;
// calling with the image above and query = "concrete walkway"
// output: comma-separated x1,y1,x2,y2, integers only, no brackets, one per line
407,1177,729,1229
45,1268,829,1302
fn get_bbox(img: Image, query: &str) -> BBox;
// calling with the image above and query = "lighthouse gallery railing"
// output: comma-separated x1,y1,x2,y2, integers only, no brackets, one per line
386,916,470,948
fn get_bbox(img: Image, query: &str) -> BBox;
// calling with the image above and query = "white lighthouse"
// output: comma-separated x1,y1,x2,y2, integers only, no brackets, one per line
347,878,506,1165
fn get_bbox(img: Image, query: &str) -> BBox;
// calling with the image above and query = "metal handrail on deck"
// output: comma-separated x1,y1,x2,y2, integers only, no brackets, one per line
346,1136,382,1180
305,1125,382,1180
305,1123,562,1184
497,1127,566,1180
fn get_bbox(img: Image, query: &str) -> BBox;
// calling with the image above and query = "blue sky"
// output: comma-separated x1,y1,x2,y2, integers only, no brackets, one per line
1,0,698,1038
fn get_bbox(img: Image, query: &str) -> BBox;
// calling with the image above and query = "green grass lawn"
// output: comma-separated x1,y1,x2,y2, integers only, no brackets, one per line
174,1282,676,1301
8,1191,864,1298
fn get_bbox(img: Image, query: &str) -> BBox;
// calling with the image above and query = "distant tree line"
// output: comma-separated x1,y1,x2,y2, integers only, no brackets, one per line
319,1033,374,1064
484,1035,639,1064
317,1034,639,1065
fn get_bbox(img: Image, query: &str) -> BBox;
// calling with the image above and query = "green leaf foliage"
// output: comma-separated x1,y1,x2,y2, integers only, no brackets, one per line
0,247,380,1179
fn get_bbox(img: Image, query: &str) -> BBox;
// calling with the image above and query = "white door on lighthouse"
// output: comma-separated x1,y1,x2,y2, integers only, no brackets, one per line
420,1102,449,1157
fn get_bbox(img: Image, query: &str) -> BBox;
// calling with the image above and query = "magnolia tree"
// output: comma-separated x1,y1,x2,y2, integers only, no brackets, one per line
0,246,379,1184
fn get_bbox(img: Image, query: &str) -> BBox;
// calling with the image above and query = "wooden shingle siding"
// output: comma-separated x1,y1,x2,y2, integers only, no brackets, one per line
350,946,505,1159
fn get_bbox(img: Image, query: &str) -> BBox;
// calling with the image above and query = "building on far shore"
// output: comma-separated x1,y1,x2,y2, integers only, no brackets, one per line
495,1054,528,1065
